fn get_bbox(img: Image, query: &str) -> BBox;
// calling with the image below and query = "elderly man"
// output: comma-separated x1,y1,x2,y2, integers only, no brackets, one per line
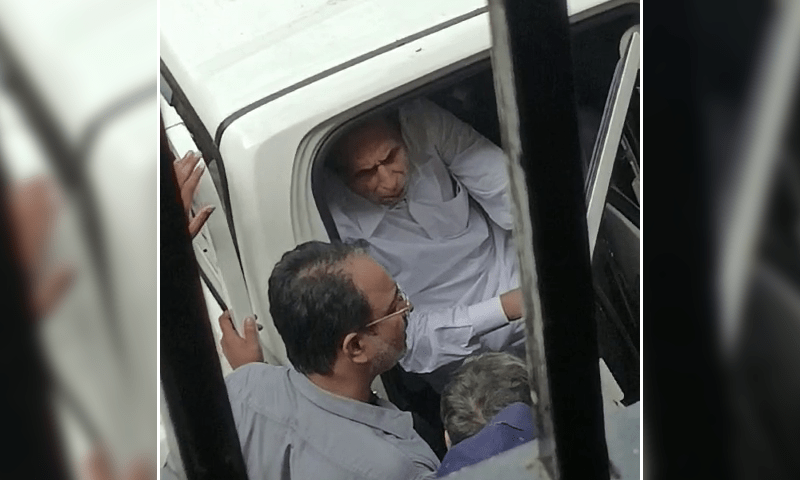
163,241,440,480
322,98,526,389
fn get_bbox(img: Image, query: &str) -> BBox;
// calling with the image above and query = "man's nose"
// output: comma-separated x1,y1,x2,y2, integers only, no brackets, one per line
377,165,399,190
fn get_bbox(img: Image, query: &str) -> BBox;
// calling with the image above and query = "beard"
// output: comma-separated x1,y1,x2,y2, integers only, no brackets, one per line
370,335,407,376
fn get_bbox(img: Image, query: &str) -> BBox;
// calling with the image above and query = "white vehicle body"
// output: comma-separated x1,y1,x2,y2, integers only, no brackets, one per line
161,0,640,475
161,0,637,361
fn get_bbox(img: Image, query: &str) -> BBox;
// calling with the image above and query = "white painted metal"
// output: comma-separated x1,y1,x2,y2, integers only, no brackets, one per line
587,30,640,257
0,0,154,142
161,0,634,407
161,0,613,137
162,99,288,366
160,0,636,468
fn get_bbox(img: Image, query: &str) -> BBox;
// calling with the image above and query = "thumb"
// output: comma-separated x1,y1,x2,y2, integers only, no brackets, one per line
188,205,215,239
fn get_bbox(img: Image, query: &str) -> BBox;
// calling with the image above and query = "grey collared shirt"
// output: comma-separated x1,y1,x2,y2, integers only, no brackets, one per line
163,363,440,480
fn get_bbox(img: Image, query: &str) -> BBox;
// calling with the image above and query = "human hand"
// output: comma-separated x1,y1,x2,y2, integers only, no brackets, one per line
499,288,523,321
172,151,214,238
85,449,153,480
7,176,75,318
218,310,264,369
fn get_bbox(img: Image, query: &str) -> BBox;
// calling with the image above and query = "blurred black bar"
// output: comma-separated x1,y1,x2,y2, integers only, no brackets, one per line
644,0,736,479
0,169,69,479
487,0,609,479
159,118,249,480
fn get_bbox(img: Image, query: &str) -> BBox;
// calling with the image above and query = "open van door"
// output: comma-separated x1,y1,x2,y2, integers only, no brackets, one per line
161,97,287,367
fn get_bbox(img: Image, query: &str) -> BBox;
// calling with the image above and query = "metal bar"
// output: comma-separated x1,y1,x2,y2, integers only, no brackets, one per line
160,60,241,264
159,117,250,480
164,118,284,367
586,31,640,257
487,0,610,479
198,265,229,313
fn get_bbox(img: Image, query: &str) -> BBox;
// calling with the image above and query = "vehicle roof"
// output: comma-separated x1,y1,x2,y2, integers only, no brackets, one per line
161,0,614,137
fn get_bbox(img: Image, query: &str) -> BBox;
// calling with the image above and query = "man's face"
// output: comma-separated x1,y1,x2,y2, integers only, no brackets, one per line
338,118,410,206
345,254,408,374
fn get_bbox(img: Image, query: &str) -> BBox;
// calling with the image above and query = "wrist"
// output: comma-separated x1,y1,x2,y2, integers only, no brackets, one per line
500,290,522,320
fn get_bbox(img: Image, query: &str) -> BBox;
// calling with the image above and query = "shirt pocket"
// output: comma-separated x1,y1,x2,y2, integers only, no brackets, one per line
408,179,470,239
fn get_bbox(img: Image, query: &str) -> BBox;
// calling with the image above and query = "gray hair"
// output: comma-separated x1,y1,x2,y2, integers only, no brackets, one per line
440,352,533,446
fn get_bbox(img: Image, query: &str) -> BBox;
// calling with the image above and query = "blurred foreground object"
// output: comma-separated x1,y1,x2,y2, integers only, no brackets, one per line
0,171,72,479
7,177,75,318
85,449,154,480
0,0,156,477
645,0,800,479
159,115,250,480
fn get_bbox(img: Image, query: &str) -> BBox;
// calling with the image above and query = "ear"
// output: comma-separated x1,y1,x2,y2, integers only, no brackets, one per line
341,332,370,365
444,430,452,450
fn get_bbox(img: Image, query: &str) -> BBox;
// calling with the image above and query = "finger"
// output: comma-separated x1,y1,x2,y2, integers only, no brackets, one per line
173,151,192,180
179,162,205,212
9,177,60,270
32,265,75,319
188,205,215,239
174,151,202,182
218,310,236,336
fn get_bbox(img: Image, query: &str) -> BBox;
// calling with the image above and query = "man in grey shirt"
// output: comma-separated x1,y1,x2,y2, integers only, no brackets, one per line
163,241,440,480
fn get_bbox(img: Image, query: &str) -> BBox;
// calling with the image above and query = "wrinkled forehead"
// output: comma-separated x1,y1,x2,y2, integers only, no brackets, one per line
338,117,402,170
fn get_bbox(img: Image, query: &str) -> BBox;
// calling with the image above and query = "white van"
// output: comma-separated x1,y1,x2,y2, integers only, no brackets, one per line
161,0,640,476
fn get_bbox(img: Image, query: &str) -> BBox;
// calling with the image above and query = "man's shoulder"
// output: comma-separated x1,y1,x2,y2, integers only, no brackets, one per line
225,366,439,480
225,363,292,398
399,97,442,118
437,403,536,477
226,361,288,380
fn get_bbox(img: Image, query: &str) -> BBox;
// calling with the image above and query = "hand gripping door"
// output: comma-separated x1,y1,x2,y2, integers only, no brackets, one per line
162,102,287,366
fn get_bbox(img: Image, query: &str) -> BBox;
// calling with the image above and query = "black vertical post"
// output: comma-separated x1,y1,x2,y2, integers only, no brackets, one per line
644,1,734,479
0,169,69,479
159,118,249,480
487,1,609,479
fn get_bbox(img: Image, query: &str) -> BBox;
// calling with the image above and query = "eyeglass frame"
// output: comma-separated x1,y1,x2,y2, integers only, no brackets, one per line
362,288,413,329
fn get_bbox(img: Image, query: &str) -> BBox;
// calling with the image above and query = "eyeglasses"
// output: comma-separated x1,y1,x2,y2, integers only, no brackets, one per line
363,288,413,329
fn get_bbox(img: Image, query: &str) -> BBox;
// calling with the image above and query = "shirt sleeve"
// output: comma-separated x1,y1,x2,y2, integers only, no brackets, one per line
410,98,514,231
399,296,510,374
